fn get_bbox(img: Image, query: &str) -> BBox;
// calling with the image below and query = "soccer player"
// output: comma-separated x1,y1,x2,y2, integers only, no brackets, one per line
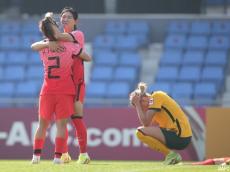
129,82,192,165
31,8,91,164
31,16,88,164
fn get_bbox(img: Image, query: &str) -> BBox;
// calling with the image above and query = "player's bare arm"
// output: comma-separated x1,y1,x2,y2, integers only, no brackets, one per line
78,51,92,61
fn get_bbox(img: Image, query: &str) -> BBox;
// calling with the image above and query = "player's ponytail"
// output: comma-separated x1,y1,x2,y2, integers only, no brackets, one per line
39,17,58,41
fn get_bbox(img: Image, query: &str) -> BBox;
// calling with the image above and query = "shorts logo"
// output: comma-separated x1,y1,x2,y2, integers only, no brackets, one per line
149,98,154,105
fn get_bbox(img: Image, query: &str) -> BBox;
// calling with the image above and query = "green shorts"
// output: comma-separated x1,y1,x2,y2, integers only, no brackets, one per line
160,128,192,150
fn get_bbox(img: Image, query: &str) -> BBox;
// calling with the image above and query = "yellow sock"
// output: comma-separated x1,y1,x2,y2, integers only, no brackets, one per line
136,129,170,156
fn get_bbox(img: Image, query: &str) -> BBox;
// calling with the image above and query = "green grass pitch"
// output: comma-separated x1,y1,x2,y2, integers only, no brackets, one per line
0,160,224,172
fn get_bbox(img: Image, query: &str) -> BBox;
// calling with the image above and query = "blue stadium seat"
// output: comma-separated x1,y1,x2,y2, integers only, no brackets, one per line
0,52,6,65
21,19,40,34
27,65,43,79
201,66,224,84
4,66,25,81
115,35,139,50
211,21,230,35
160,49,183,66
182,50,205,66
0,82,15,97
119,52,141,67
194,83,217,105
179,66,201,82
167,21,190,34
191,21,211,35
114,67,137,82
209,35,230,50
93,35,116,49
21,34,42,49
0,35,21,49
94,51,119,66
148,82,172,95
106,81,130,98
186,35,208,50
156,66,178,82
105,21,127,34
7,51,29,65
0,21,21,34
15,81,39,97
164,34,186,49
29,52,41,64
127,34,149,45
91,66,113,81
127,21,149,34
86,81,107,98
171,82,193,105
205,50,228,66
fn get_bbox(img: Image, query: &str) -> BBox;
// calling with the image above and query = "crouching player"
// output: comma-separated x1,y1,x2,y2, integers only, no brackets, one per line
31,16,87,164
129,82,192,165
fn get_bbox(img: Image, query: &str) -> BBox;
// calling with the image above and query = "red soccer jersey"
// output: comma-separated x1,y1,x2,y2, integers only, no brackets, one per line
71,30,85,85
39,41,82,95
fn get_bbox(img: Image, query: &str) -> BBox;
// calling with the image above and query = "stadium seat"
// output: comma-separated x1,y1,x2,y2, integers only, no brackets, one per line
93,35,116,49
27,65,43,79
86,81,107,98
193,83,217,105
119,52,141,67
0,82,15,97
21,34,42,49
167,21,190,34
91,66,113,81
115,35,139,50
127,21,149,34
182,50,205,66
148,82,172,95
7,51,29,65
114,67,137,82
171,82,193,105
156,66,179,82
186,35,208,50
164,34,187,49
0,21,21,34
0,35,21,49
211,21,230,35
160,49,183,66
205,50,228,66
29,52,41,64
178,66,201,82
0,52,6,65
15,81,39,97
209,35,230,50
106,81,131,98
4,66,25,81
105,21,127,34
190,21,211,35
21,19,40,34
94,51,119,66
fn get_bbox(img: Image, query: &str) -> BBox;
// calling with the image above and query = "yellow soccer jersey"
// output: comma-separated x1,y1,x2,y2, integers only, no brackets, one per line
148,91,192,138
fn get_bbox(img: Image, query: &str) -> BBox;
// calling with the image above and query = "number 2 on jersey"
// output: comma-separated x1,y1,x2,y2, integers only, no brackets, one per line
48,56,60,79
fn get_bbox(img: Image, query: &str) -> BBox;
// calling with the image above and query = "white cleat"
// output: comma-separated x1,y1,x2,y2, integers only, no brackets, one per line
53,158,64,164
31,155,40,164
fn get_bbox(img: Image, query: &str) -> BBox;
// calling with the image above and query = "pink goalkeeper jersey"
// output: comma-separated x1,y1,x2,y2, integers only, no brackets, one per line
71,30,85,85
39,41,82,95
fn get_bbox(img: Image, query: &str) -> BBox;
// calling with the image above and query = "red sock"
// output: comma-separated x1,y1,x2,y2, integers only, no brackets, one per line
71,117,87,153
55,137,65,158
192,159,214,165
33,138,45,156
63,128,69,153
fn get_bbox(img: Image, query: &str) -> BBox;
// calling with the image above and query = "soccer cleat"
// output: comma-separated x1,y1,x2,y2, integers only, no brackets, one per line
164,151,182,165
31,155,40,164
53,158,64,164
77,153,90,164
60,152,72,163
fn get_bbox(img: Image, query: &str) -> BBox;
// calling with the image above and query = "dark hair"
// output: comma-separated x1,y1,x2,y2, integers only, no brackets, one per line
39,17,58,41
60,7,78,30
